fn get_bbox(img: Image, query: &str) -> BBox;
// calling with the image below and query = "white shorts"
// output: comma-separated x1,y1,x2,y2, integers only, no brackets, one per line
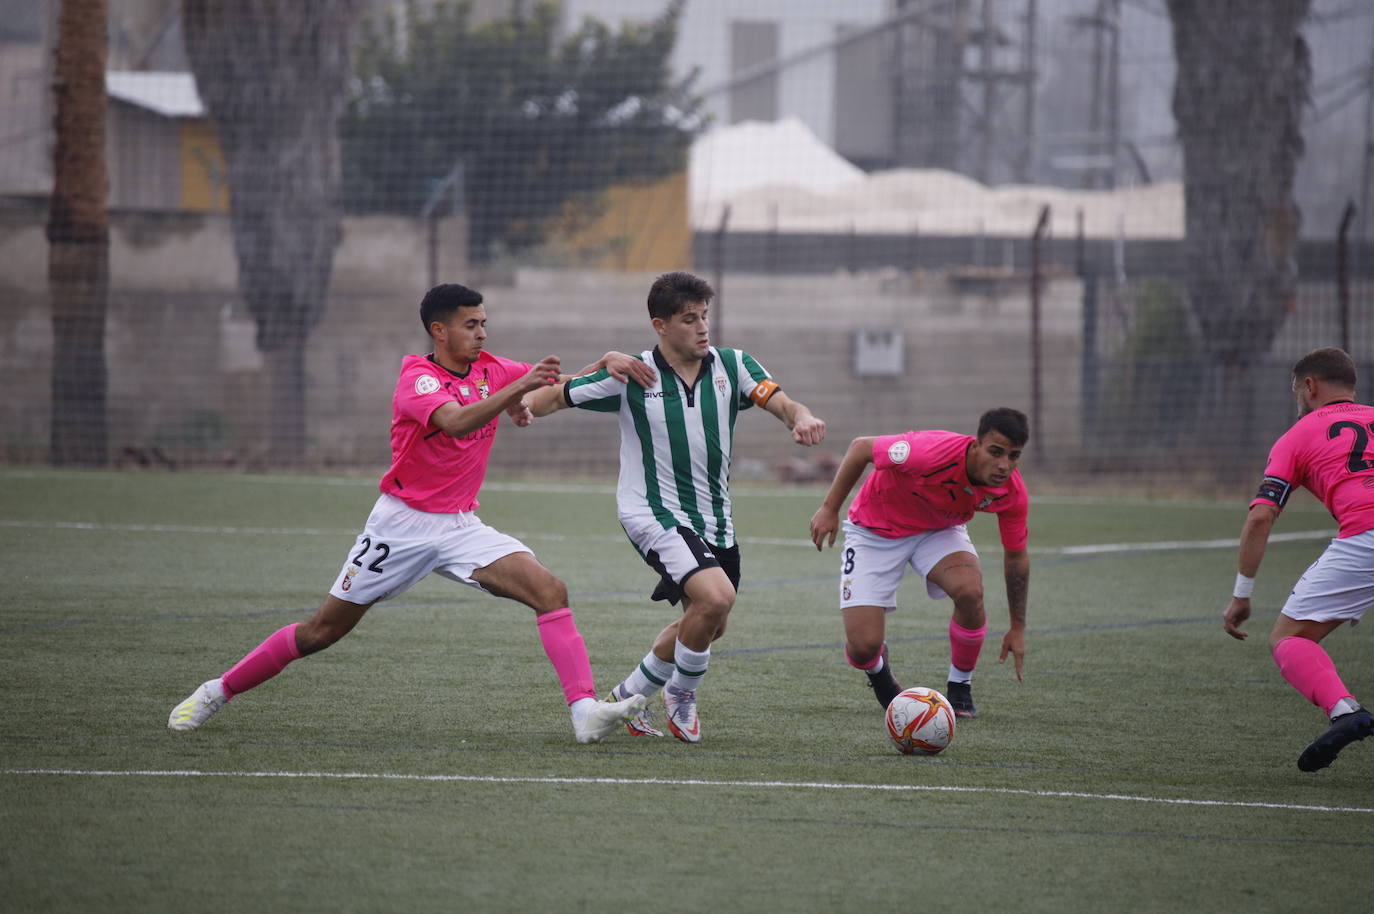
327,494,533,605
1281,529,1374,624
838,520,978,610
624,522,741,605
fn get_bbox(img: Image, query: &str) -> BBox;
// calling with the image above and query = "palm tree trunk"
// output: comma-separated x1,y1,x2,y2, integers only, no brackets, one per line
48,0,110,467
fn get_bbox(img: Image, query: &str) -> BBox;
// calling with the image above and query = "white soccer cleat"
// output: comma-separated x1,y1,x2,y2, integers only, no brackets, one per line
663,683,701,744
168,678,228,731
574,693,649,744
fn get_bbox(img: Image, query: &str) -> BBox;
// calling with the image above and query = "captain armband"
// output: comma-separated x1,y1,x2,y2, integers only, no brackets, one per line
1254,475,1293,508
749,378,780,408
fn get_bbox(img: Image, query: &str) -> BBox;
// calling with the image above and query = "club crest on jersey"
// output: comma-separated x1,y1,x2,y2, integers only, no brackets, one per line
415,374,441,396
977,496,995,509
887,440,910,464
715,376,728,396
340,568,357,592
458,385,472,398
477,379,490,399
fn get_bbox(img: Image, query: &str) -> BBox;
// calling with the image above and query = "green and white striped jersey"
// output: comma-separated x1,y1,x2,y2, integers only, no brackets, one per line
564,345,777,549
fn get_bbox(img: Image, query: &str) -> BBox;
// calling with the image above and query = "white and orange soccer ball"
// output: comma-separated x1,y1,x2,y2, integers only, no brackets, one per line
885,686,956,755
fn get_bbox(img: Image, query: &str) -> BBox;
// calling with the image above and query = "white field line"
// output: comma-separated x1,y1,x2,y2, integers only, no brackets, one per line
0,518,1334,555
3,768,1370,815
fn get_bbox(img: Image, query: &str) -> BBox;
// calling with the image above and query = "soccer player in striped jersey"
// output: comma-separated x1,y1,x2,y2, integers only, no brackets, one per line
526,271,826,742
167,283,655,743
1223,347,1374,771
808,409,1031,720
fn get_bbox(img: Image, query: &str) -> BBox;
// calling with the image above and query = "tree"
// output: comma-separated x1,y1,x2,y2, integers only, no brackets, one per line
48,0,110,467
183,0,362,464
1166,2,1311,371
342,0,701,261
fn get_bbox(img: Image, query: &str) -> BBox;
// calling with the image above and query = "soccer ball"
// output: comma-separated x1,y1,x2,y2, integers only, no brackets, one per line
885,687,956,756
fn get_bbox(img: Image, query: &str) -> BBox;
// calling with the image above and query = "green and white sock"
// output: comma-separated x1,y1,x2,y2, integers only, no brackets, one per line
669,640,710,693
615,650,675,700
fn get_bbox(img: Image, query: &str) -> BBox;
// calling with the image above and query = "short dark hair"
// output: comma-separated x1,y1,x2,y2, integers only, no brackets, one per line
977,407,1029,447
647,271,714,321
1292,347,1356,388
420,283,483,335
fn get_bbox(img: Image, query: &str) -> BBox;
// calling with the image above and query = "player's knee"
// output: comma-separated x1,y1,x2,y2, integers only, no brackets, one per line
532,575,569,613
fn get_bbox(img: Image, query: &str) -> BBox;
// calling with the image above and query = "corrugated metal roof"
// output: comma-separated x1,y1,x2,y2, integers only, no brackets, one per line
106,71,204,118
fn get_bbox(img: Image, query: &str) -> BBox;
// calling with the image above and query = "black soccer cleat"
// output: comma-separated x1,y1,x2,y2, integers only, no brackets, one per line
863,643,903,709
946,680,977,719
1297,708,1374,772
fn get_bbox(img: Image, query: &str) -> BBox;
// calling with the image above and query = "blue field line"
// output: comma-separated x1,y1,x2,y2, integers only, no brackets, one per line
738,814,1374,848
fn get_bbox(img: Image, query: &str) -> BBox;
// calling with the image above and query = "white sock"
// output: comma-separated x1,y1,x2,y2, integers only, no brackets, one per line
669,640,710,693
569,696,596,724
948,663,972,685
616,651,675,700
1330,696,1361,719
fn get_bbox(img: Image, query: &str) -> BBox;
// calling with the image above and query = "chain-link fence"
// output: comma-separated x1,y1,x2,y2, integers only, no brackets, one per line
2,0,1372,498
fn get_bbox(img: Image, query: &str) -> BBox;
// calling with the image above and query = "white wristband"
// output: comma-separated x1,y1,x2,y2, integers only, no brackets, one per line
1233,573,1255,599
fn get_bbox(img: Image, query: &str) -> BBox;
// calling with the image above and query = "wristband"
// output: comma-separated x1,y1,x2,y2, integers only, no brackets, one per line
1233,573,1255,599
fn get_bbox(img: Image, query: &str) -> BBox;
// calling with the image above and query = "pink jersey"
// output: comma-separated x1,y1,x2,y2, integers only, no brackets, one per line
847,430,1030,550
1251,400,1374,538
378,352,531,513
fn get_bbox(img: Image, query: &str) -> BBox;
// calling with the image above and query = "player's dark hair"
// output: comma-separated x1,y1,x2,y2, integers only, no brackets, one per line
1292,347,1356,388
420,283,483,335
977,407,1029,447
647,271,714,321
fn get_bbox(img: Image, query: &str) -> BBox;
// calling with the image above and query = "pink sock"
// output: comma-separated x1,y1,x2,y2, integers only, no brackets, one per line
1272,636,1354,715
537,608,596,705
221,623,302,698
845,644,883,672
949,620,987,674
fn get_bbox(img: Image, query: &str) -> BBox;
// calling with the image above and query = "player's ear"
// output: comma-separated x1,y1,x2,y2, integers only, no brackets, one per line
651,316,667,336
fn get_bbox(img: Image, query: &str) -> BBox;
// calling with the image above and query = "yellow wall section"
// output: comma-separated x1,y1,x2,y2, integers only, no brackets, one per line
179,121,229,212
564,170,690,271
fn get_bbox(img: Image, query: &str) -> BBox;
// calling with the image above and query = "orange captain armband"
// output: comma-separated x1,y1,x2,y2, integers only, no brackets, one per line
749,378,780,408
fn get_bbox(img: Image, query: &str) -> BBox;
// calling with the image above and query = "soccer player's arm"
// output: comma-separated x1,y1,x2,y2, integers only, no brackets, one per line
809,436,877,550
996,499,1030,681
763,389,826,446
1223,460,1292,640
429,356,560,437
567,352,655,387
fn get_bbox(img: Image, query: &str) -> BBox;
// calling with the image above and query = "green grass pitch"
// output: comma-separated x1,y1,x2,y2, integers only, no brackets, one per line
2,468,1372,913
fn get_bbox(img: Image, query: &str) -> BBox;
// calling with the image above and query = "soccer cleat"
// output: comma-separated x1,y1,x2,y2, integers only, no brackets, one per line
945,680,977,719
573,693,649,744
608,687,664,737
865,644,903,710
663,683,701,743
168,678,228,731
1297,708,1374,772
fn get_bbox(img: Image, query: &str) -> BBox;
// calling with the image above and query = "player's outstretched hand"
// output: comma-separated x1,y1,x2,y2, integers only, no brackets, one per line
1222,596,1251,641
522,356,561,391
809,505,839,551
507,398,534,428
598,351,657,387
792,413,826,446
998,627,1025,681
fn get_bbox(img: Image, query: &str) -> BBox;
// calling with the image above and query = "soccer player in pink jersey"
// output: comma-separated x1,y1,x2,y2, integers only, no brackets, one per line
1223,347,1374,771
168,283,655,743
809,408,1031,719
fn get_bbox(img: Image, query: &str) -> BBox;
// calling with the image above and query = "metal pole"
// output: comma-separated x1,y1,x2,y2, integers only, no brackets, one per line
712,205,731,346
1031,205,1050,460
1339,200,1355,355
